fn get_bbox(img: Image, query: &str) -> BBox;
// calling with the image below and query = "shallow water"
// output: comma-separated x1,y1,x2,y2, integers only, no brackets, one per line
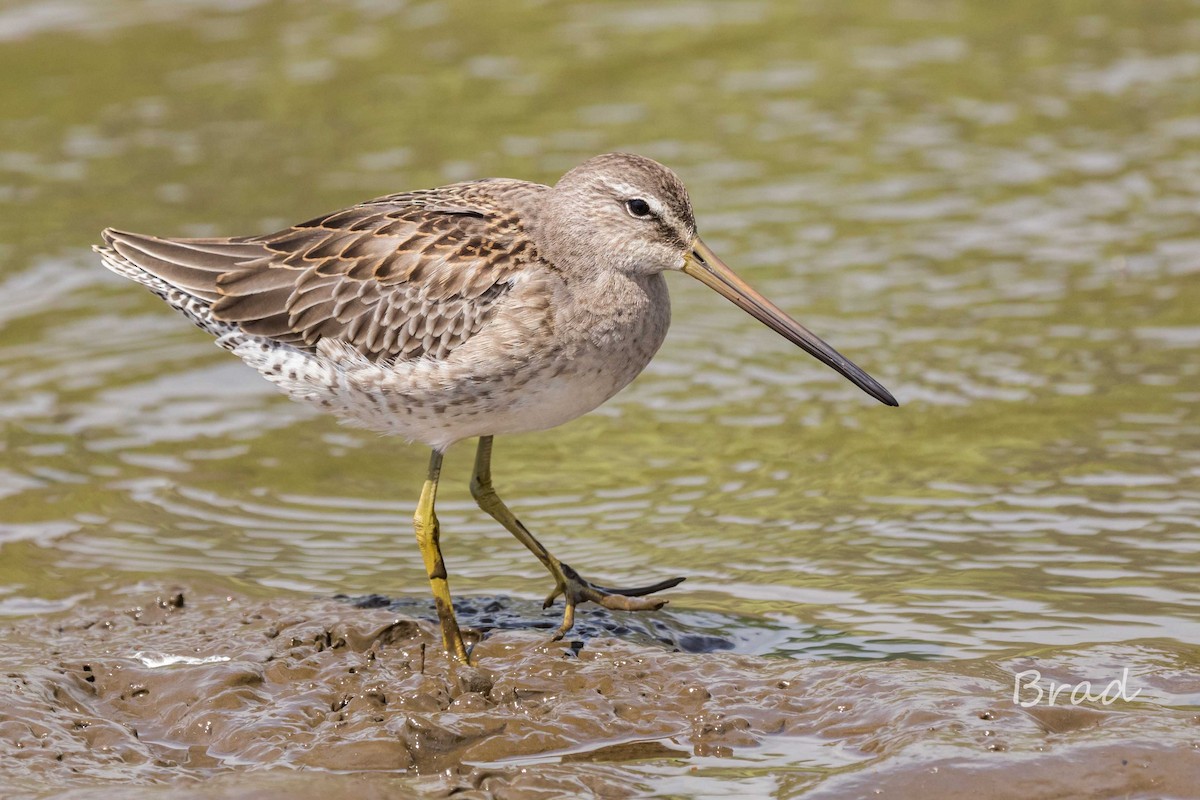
1,0,1199,797
4,587,1199,799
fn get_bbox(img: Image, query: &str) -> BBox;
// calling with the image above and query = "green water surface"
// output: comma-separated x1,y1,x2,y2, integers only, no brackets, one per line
1,0,1198,794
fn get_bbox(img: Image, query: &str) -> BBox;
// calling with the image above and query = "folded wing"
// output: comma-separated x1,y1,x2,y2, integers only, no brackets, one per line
101,183,542,363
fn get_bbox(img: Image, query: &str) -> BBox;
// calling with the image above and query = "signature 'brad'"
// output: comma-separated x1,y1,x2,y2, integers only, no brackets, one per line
96,153,898,662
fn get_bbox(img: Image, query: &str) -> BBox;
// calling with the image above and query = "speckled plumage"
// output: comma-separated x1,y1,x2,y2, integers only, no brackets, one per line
96,152,896,661
96,156,680,451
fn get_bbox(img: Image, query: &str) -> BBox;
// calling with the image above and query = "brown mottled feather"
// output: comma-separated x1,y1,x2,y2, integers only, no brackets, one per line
101,179,547,363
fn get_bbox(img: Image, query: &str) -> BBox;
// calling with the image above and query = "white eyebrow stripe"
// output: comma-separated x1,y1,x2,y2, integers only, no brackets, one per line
603,179,669,219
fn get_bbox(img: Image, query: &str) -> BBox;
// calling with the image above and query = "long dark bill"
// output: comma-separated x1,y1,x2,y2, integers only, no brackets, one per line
683,239,898,407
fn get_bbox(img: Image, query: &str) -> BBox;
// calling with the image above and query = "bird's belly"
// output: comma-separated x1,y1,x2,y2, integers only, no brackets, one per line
316,341,657,449
233,273,670,451
382,311,663,447
463,344,654,436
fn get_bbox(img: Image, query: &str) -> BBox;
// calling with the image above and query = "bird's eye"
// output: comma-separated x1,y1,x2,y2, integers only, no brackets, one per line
625,198,652,218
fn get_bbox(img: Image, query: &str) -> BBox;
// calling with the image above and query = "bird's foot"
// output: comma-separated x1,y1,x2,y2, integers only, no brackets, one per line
543,562,685,640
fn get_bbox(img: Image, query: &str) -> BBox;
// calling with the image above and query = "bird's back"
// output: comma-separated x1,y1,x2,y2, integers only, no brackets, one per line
96,178,549,364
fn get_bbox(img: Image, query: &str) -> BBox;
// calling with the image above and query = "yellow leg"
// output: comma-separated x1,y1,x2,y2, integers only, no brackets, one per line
414,449,469,663
469,436,684,639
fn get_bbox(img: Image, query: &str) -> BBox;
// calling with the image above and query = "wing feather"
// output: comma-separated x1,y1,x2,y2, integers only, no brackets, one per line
100,179,547,363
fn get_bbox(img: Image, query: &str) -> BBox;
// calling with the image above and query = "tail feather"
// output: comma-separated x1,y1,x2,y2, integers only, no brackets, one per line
100,228,269,302
94,241,177,296
95,234,231,339
96,228,315,391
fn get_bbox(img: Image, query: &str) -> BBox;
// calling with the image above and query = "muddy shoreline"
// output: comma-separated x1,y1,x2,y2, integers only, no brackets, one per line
1,586,1195,799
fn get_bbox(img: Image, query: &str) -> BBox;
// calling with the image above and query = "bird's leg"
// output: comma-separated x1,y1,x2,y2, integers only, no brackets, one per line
413,449,469,663
469,436,685,640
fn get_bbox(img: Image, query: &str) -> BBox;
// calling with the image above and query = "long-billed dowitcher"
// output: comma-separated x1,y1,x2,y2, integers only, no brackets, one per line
96,153,897,662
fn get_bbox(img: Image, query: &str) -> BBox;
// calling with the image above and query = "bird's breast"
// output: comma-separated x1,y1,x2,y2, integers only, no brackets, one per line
450,269,672,438
556,270,670,381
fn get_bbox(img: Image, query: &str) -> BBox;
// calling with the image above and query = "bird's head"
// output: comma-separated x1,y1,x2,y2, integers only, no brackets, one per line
542,152,897,407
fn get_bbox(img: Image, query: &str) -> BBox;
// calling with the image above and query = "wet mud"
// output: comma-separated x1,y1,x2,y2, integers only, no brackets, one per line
1,586,1196,799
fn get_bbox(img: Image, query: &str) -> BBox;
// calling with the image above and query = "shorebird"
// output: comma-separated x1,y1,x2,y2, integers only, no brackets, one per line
96,153,897,662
